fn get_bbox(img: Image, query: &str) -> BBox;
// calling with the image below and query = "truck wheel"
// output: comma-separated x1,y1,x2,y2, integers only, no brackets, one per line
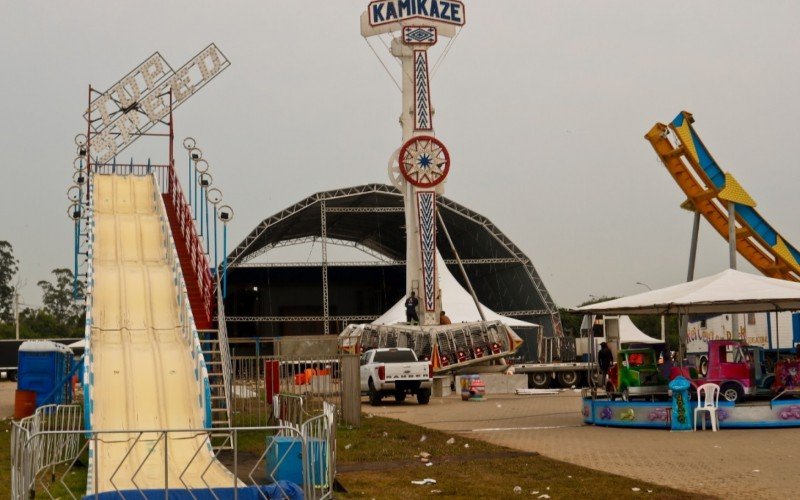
394,391,407,403
556,371,579,388
621,388,630,402
529,372,550,389
368,379,382,406
762,376,775,390
698,356,708,377
7,370,17,382
720,382,743,403
416,388,431,405
589,371,602,387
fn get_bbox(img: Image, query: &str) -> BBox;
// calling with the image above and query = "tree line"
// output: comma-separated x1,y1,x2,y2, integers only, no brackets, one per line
0,240,85,339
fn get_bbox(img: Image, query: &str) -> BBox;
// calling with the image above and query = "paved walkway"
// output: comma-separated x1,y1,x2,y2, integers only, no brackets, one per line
366,392,800,499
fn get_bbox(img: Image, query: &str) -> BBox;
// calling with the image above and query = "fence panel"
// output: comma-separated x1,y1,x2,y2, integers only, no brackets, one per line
12,419,337,499
231,352,361,427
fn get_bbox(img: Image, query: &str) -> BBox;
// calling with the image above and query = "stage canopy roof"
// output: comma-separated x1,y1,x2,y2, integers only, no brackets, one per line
226,183,560,333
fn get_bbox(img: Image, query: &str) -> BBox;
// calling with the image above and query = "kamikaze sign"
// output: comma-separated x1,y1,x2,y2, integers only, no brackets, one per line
86,43,230,164
367,0,465,27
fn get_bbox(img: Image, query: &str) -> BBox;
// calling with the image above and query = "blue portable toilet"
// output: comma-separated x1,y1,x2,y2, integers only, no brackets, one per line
17,341,74,407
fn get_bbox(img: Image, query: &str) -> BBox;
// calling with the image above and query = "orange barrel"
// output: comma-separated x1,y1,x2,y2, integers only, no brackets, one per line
14,390,37,420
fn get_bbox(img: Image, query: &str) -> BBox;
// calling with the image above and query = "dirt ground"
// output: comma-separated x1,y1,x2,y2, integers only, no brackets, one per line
0,381,16,419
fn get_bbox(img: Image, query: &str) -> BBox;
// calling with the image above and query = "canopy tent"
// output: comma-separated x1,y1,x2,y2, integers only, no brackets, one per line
67,339,86,349
577,269,800,315
373,253,538,328
581,315,662,345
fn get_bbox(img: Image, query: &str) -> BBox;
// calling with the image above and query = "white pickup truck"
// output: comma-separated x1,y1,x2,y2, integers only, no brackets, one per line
360,348,433,406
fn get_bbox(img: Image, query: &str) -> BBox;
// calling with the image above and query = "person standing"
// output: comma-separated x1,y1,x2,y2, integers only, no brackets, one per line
405,291,419,324
598,342,614,387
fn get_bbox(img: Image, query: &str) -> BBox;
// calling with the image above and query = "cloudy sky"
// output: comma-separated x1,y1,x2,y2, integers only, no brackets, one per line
1,1,799,308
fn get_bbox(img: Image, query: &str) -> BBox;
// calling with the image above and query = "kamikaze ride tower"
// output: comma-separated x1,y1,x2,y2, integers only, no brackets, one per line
362,2,462,326
346,1,523,371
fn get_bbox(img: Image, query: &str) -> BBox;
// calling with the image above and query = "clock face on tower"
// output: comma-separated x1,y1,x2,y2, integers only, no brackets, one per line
398,135,450,188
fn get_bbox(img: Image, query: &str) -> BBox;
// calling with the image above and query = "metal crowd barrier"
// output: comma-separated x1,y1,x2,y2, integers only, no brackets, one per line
11,404,336,500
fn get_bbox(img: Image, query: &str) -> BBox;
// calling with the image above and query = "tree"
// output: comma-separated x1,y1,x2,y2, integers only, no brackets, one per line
0,241,19,323
38,268,84,326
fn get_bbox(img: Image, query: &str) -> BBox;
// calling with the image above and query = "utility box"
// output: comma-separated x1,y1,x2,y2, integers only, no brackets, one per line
266,436,328,486
17,341,74,407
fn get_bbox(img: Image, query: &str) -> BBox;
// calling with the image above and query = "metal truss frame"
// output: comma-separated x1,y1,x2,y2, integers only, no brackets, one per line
225,183,563,335
232,257,520,268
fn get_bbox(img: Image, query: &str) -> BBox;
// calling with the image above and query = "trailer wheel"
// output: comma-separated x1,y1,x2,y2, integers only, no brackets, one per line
529,372,551,389
556,371,579,388
7,370,17,382
720,382,743,403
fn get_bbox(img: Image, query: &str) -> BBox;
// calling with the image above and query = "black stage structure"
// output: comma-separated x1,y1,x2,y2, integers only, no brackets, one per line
223,184,562,361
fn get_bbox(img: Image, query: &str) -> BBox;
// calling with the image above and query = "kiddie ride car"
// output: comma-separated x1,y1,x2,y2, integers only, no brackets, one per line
606,347,669,401
670,339,774,403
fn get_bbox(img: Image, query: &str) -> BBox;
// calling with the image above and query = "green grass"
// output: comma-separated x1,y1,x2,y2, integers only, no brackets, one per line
335,415,712,500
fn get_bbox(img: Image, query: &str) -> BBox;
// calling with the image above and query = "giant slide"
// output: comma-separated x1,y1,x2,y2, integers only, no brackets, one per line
645,111,800,282
87,174,235,494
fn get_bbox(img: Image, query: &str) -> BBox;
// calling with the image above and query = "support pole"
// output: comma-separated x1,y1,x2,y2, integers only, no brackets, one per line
728,201,737,269
321,200,330,334
73,220,80,299
687,210,701,281
213,206,218,275
436,210,485,321
728,201,739,337
188,153,192,210
680,210,701,349
199,185,204,237
13,288,20,341
223,224,228,299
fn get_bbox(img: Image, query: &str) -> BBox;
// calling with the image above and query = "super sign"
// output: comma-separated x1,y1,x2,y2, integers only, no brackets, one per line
368,0,465,27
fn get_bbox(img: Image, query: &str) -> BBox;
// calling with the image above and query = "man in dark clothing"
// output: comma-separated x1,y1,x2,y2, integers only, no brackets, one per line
405,291,419,324
598,342,614,387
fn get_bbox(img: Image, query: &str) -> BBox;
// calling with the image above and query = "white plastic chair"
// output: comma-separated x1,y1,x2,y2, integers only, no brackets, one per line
693,383,721,431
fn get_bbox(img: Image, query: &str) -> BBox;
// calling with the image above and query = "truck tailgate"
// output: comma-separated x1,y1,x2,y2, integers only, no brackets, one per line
385,362,429,381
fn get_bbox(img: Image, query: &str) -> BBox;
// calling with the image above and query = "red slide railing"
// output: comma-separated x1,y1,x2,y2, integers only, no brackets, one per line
165,164,215,329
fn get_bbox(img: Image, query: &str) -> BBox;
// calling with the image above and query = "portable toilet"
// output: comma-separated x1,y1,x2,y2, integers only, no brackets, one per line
17,341,74,407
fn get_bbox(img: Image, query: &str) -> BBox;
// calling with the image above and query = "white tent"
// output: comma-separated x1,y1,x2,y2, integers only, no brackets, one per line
67,339,86,349
373,253,538,328
577,269,800,315
617,315,662,344
581,315,662,345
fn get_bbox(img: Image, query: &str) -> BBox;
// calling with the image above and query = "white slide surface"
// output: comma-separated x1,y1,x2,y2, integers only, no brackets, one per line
90,175,234,492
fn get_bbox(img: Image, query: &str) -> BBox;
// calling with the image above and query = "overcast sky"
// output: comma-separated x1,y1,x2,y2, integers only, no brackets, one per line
1,1,799,309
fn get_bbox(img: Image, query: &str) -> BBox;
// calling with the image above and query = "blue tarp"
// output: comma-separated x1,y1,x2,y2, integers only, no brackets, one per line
84,482,304,500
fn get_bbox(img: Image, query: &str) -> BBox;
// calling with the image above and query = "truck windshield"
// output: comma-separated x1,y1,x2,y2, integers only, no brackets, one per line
374,350,417,363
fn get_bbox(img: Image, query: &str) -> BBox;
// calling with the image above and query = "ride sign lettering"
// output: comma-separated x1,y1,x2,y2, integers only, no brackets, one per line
368,0,465,27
